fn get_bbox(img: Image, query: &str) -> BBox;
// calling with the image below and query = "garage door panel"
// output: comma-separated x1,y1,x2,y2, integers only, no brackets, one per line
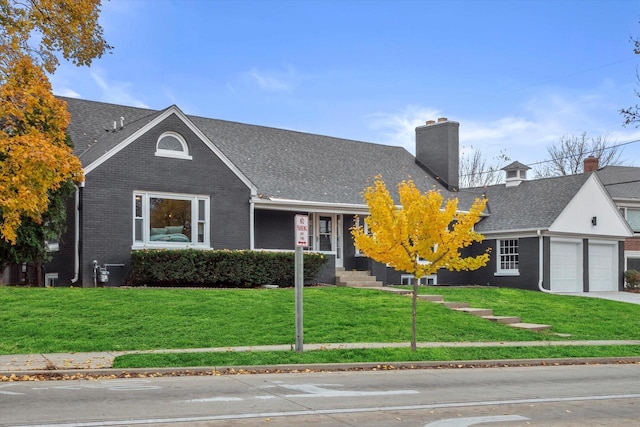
589,242,617,292
550,240,582,293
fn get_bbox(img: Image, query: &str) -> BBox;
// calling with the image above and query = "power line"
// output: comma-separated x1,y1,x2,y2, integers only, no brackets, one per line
459,137,640,179
524,137,640,168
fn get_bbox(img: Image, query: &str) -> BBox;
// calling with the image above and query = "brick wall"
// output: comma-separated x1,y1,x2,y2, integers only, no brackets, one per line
625,237,640,251
70,113,251,287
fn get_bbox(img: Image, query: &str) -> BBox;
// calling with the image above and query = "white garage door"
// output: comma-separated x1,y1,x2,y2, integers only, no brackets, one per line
588,242,618,292
550,240,582,292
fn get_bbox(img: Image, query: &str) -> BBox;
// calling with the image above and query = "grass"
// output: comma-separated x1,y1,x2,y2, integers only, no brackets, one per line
2,286,639,366
415,286,640,340
113,345,640,369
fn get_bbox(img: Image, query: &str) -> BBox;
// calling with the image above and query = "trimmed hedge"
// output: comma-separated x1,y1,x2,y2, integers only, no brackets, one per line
128,249,328,288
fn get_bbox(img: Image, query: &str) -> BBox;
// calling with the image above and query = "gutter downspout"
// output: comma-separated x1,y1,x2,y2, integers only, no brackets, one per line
70,181,84,285
537,229,551,293
249,198,255,250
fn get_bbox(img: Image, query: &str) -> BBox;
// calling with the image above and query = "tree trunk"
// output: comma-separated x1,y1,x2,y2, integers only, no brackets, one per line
35,262,43,287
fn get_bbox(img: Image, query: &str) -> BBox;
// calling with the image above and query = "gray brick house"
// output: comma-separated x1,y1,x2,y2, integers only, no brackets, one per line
42,97,632,292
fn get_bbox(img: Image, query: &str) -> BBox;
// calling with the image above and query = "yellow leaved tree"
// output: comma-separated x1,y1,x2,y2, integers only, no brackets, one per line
351,177,490,351
0,0,111,244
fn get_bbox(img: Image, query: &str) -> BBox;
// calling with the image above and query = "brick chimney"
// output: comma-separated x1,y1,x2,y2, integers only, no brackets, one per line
415,118,459,191
584,156,599,173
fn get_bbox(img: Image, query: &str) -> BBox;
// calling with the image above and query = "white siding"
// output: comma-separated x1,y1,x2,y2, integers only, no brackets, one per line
550,174,633,238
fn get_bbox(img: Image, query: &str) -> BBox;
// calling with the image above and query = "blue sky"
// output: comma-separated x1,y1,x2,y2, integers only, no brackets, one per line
51,0,640,168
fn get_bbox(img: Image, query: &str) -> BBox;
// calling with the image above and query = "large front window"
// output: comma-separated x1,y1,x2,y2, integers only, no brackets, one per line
497,239,519,275
133,192,209,247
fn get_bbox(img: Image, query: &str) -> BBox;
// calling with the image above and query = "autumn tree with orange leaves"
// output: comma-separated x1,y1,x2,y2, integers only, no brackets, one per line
351,177,489,351
0,0,110,247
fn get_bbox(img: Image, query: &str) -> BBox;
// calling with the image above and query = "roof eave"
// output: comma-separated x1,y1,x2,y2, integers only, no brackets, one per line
251,197,370,214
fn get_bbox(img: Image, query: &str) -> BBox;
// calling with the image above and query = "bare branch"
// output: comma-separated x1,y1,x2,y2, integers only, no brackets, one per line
534,133,624,178
459,146,510,188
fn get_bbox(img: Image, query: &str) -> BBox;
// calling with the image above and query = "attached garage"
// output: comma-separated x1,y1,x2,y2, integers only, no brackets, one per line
550,239,583,292
588,241,618,292
549,239,619,293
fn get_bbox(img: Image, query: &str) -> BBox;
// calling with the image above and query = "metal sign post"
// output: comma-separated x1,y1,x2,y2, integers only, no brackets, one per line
294,215,308,353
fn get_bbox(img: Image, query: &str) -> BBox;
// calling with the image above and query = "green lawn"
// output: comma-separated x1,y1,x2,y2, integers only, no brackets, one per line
415,286,640,340
2,286,639,366
113,345,640,369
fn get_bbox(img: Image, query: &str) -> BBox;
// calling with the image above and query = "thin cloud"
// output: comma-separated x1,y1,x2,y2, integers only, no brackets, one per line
49,69,83,99
54,87,81,98
243,66,298,93
91,69,149,108
368,105,441,153
462,117,536,142
369,82,640,166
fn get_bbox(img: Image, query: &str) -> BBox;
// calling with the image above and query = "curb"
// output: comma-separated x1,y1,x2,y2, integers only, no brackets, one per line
3,356,640,380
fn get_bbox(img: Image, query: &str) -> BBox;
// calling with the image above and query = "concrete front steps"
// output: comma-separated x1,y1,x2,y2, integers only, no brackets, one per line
335,268,383,288
384,287,552,332
339,275,552,332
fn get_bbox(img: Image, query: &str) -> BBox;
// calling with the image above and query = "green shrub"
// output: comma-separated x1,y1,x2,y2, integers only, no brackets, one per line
128,249,327,288
624,270,640,290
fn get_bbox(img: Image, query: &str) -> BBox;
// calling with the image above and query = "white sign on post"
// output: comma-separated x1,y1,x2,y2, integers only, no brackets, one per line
294,215,308,353
295,215,309,247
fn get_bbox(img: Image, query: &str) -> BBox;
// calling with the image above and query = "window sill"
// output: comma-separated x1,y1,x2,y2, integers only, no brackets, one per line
494,271,520,277
132,243,210,250
155,151,193,160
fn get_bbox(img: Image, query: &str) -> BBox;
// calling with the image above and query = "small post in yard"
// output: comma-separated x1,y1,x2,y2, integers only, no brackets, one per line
294,214,309,353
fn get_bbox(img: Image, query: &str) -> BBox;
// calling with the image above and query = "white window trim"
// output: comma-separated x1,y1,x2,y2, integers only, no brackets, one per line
132,191,210,249
155,131,192,160
401,274,437,286
45,273,58,287
626,251,640,271
622,207,640,234
495,238,520,276
354,216,370,257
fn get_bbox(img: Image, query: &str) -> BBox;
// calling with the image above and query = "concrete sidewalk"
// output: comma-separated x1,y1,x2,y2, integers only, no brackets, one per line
559,291,640,304
3,340,640,374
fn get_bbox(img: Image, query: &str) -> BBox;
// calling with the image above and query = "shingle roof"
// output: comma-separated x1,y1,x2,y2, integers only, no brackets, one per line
61,97,469,207
596,166,640,200
465,173,591,232
501,160,531,171
60,97,160,165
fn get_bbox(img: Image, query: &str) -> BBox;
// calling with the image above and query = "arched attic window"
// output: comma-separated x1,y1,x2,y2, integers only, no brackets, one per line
155,132,192,160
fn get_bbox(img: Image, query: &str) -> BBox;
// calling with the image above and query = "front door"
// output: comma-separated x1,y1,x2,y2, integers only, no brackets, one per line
310,214,343,268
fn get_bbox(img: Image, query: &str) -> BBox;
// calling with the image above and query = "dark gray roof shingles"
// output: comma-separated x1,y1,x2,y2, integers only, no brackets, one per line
61,96,162,166
62,97,465,206
465,173,591,232
596,166,640,200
